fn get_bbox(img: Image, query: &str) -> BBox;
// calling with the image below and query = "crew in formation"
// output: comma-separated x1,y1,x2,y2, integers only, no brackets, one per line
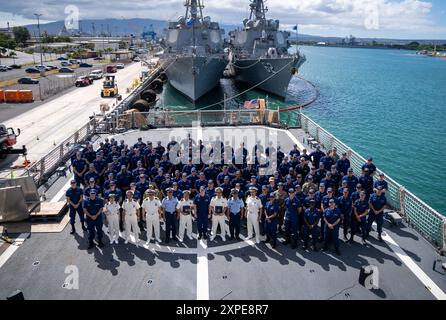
67,138,388,254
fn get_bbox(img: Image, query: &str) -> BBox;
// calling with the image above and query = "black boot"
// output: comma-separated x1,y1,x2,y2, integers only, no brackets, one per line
81,223,87,231
335,248,341,256
272,239,277,248
87,241,95,250
198,233,202,240
97,240,104,248
70,225,75,235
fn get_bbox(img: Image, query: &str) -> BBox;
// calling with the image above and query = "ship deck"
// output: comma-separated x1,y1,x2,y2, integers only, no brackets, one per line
0,126,445,300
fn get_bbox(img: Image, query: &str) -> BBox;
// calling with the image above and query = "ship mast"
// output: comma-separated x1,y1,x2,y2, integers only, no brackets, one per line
249,0,268,22
184,0,205,51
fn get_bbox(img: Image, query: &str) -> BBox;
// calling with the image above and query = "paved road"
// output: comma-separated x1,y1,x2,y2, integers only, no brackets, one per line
2,62,142,167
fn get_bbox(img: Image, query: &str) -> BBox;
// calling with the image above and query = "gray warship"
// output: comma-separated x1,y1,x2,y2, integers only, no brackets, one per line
163,0,228,101
228,0,306,99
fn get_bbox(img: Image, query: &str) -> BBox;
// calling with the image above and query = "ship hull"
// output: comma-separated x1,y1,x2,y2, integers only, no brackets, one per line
230,56,306,98
165,55,228,101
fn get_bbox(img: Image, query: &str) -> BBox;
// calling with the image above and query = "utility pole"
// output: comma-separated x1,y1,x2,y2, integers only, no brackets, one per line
34,13,44,67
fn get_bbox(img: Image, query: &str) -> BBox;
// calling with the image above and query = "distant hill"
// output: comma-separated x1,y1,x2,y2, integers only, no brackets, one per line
24,18,445,45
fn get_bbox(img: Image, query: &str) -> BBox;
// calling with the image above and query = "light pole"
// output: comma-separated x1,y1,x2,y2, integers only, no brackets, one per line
34,13,44,67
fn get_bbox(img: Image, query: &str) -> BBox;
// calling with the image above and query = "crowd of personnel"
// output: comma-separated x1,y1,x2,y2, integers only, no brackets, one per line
67,136,389,254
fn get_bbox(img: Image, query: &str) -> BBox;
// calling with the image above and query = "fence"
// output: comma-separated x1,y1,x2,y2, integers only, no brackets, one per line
298,112,446,250
24,119,96,184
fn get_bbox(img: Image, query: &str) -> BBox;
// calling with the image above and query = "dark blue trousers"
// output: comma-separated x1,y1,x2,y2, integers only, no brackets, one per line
197,214,208,235
265,219,278,242
351,215,367,239
86,217,103,242
284,218,298,245
366,211,384,236
342,212,351,237
165,212,177,240
229,213,241,238
69,205,84,226
303,225,319,246
324,225,340,250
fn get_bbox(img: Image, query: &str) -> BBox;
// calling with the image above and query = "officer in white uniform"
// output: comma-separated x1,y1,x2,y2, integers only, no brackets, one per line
104,194,120,244
210,187,228,241
142,189,162,244
176,190,195,242
122,190,141,246
245,187,263,243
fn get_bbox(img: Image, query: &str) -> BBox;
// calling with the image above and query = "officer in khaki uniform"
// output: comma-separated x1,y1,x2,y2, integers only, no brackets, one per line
142,189,162,244
210,187,228,241
176,190,195,242
122,190,141,246
274,182,287,234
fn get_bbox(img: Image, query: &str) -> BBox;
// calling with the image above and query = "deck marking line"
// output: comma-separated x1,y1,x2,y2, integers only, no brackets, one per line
284,130,306,151
196,239,209,300
375,224,446,300
0,233,27,269
50,176,74,202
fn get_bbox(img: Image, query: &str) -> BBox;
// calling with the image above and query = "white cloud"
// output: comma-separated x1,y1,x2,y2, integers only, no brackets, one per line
0,0,444,38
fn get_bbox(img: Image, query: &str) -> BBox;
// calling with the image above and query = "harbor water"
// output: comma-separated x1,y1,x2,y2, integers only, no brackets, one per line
155,45,446,216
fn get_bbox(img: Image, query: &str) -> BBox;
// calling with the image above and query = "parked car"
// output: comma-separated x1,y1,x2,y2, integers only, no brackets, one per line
18,77,39,84
133,56,141,62
46,65,58,70
59,67,74,73
89,69,103,80
0,66,7,72
25,68,40,74
93,57,104,61
79,63,93,68
61,61,72,67
57,57,68,60
69,59,80,64
75,76,93,87
116,63,125,69
36,65,51,71
9,64,21,69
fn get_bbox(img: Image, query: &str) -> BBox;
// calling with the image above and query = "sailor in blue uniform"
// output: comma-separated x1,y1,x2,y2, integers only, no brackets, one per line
161,188,179,243
263,193,279,248
351,191,369,244
303,199,320,251
83,189,105,249
373,172,388,193
66,180,87,234
227,189,244,240
283,188,302,249
72,152,87,186
322,199,342,255
337,188,353,240
366,186,387,241
194,186,211,239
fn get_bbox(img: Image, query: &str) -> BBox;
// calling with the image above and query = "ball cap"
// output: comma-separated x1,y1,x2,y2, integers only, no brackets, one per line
108,193,116,198
379,172,384,176
89,189,97,195
288,188,295,193
70,179,76,184
367,156,373,161
268,193,275,198
327,187,333,192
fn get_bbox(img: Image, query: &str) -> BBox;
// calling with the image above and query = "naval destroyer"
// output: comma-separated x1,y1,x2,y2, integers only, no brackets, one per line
228,0,306,99
162,0,228,101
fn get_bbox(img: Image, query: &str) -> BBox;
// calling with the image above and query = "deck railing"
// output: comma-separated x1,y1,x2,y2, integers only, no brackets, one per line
298,112,446,250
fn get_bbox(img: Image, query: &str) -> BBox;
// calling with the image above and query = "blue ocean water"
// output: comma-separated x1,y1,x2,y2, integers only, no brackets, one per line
155,46,446,215
293,46,446,216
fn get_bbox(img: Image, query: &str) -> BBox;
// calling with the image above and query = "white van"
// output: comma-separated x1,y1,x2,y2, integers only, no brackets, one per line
89,69,103,80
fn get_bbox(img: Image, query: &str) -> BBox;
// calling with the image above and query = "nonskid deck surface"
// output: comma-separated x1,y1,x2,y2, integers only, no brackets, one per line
0,127,445,300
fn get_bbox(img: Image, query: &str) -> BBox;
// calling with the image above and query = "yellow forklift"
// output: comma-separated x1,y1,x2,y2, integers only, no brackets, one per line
101,75,119,98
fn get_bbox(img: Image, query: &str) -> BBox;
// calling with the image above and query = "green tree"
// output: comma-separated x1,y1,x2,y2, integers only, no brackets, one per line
0,33,17,50
12,26,31,46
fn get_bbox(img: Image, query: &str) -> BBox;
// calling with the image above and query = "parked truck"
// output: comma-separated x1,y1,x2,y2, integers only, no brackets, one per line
0,124,26,159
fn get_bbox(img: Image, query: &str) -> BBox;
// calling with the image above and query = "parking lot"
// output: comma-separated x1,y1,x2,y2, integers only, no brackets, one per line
0,58,129,101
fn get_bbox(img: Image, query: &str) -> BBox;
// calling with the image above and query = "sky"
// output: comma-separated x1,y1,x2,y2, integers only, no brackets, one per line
0,0,445,39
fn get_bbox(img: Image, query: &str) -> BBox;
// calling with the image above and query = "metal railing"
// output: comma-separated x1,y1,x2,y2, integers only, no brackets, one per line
298,112,446,250
24,119,96,184
100,109,283,132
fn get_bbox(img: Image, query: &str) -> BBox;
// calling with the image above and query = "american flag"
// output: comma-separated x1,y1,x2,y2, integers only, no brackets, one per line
243,99,259,109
